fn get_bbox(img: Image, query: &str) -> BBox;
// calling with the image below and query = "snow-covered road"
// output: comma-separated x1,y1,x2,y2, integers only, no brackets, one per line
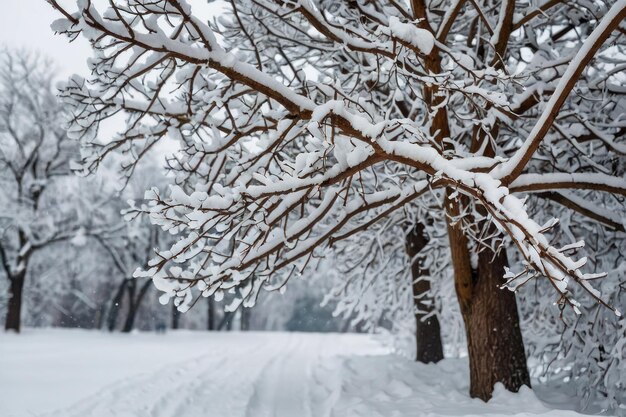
0,330,588,417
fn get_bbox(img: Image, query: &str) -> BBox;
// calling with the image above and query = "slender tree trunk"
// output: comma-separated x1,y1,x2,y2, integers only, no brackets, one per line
95,302,107,329
406,223,444,363
171,303,180,329
218,311,234,330
121,279,152,333
240,307,251,331
207,298,216,331
226,312,234,330
5,274,25,332
122,306,137,333
107,279,128,331
5,233,31,333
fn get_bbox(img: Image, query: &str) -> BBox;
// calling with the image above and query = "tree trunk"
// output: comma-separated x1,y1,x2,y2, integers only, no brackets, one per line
5,274,25,332
406,0,529,397
406,223,443,363
122,279,151,333
465,247,530,400
171,303,180,329
218,311,234,330
107,280,127,332
207,298,216,330
226,312,234,330
122,305,137,333
446,201,530,400
240,307,250,331
95,302,107,329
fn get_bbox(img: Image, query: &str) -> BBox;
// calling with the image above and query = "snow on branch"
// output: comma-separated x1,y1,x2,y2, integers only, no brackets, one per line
47,0,626,315
492,0,626,183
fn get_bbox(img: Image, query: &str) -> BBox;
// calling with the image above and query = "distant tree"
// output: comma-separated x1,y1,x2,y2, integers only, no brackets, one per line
324,202,450,362
95,220,158,332
0,51,96,332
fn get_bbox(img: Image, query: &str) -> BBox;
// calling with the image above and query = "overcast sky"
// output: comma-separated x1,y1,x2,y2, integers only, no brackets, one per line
0,1,223,158
0,0,92,77
0,1,224,78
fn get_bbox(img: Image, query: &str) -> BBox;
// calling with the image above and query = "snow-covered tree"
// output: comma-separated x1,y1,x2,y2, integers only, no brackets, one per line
518,195,626,411
92,161,176,332
47,0,626,401
0,51,102,332
17,173,121,330
322,200,453,361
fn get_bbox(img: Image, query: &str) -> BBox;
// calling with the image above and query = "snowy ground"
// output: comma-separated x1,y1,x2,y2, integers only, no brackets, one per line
0,329,594,417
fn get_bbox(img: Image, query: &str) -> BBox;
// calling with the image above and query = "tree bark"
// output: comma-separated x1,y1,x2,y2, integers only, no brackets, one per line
447,202,530,400
171,303,180,329
107,279,128,331
465,247,530,400
121,279,151,333
4,232,32,333
408,0,531,391
122,306,137,333
5,274,25,332
240,307,251,331
406,222,444,363
207,298,216,330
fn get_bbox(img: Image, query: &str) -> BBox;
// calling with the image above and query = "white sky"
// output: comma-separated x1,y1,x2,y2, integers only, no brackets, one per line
0,0,92,77
0,1,224,159
0,1,225,78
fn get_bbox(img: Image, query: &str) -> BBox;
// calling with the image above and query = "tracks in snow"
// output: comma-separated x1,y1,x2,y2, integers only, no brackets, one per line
245,333,314,417
41,333,379,417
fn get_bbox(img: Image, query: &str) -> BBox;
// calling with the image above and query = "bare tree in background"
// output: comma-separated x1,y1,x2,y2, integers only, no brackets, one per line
0,51,90,332
97,223,159,332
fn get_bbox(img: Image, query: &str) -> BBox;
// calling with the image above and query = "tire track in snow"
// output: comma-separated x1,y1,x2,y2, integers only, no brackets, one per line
244,333,315,417
40,335,272,417
169,333,289,417
37,333,386,417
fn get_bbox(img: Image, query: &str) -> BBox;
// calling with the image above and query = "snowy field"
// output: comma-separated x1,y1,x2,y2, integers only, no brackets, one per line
1,329,593,417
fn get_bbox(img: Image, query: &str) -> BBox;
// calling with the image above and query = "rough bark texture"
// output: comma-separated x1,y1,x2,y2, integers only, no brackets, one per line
446,200,530,400
417,11,531,394
464,248,530,400
406,222,444,363
5,274,25,332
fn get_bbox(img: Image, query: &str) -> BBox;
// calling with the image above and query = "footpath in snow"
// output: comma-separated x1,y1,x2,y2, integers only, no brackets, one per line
0,329,591,417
